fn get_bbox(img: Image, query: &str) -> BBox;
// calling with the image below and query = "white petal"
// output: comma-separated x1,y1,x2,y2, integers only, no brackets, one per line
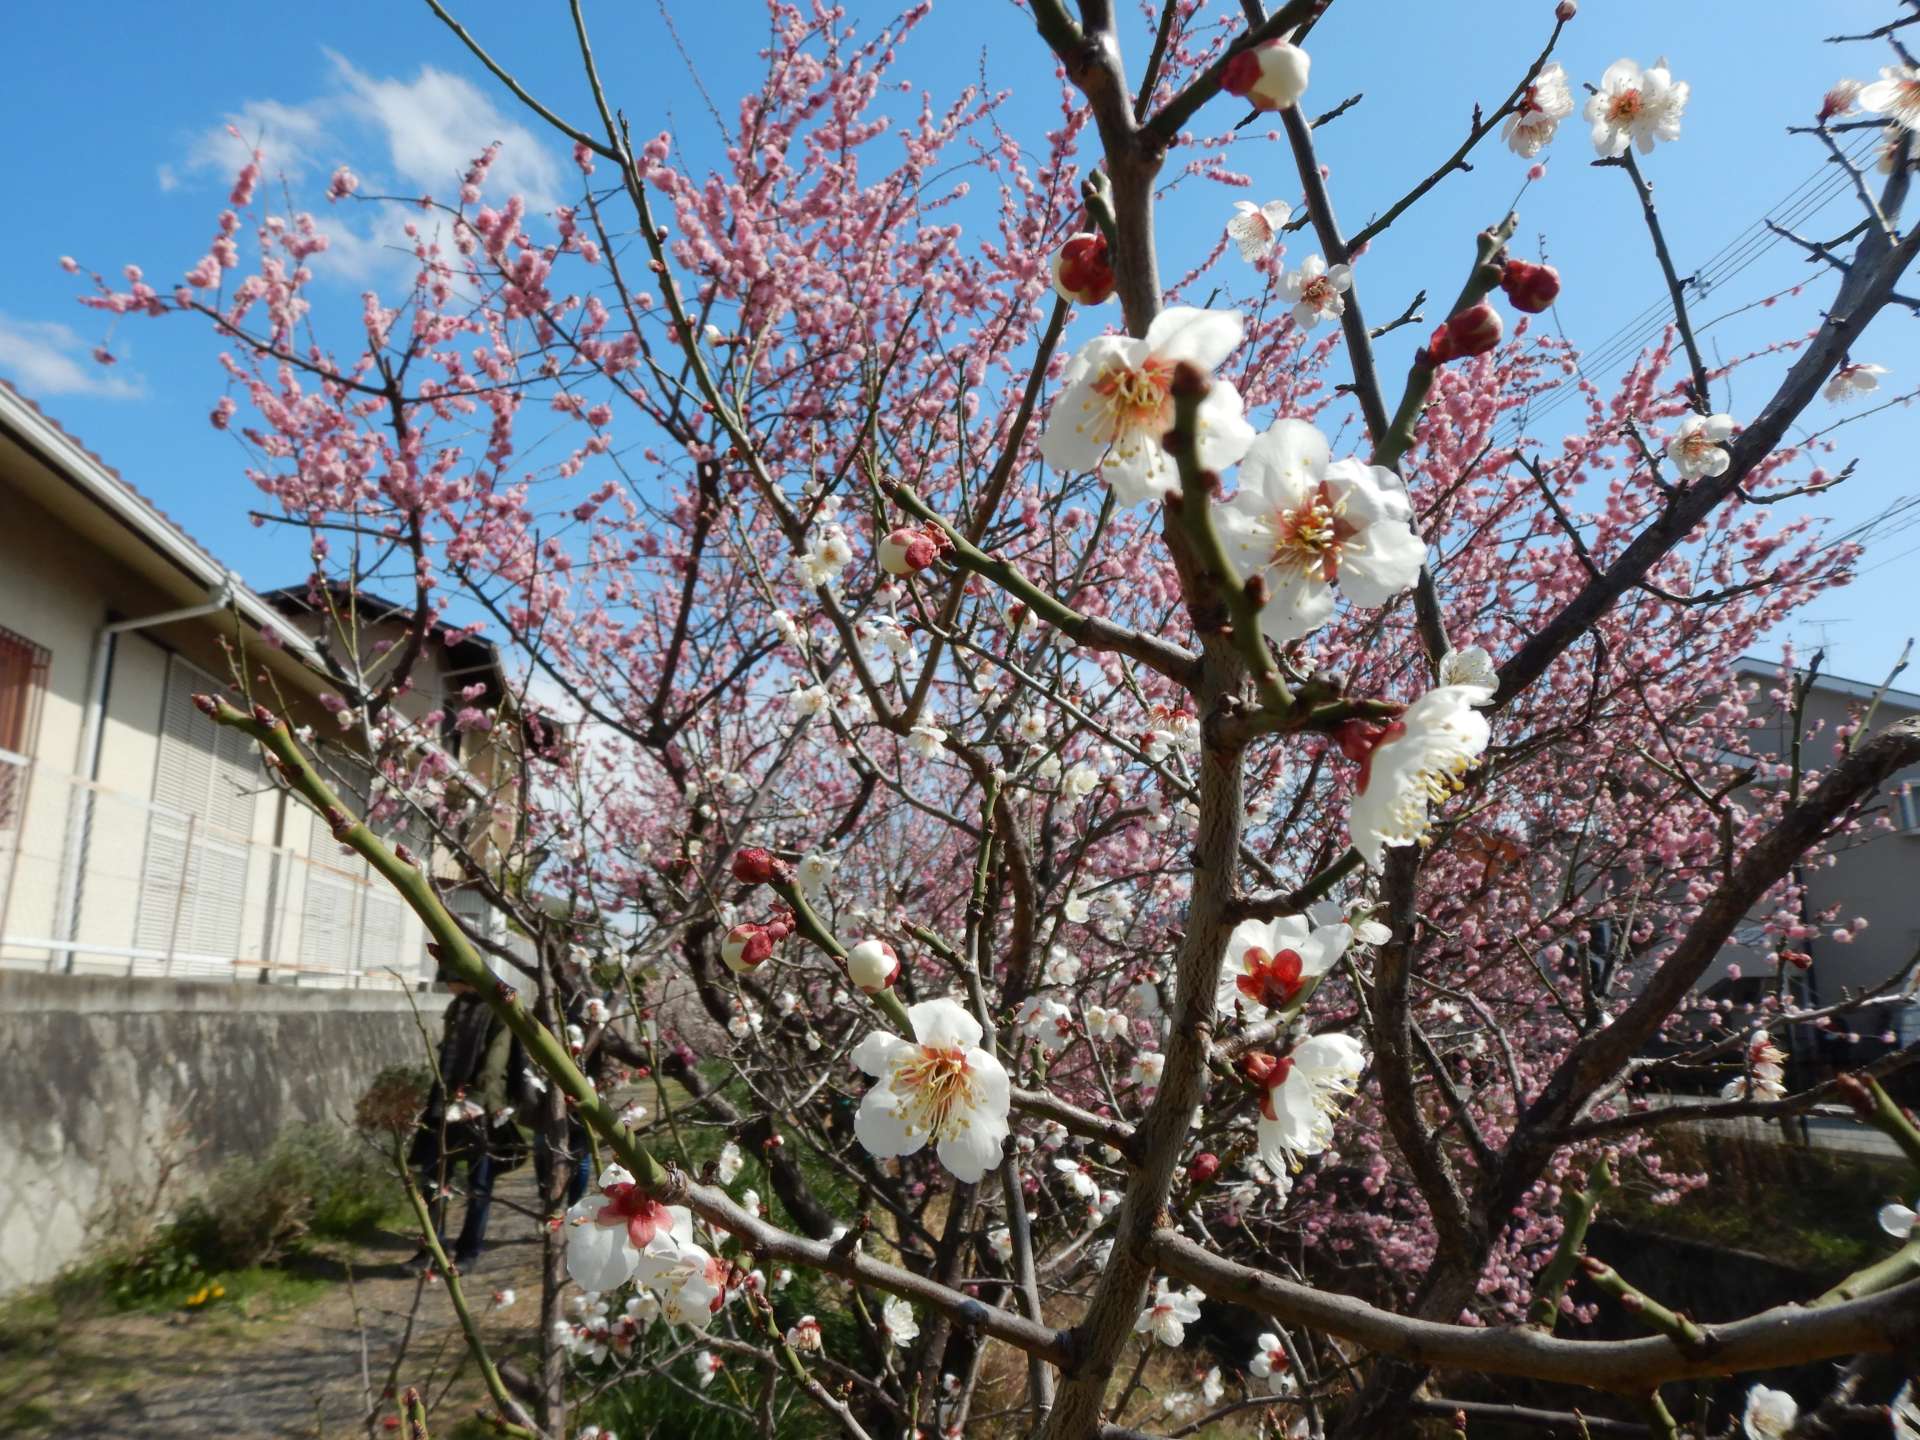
1878,1202,1917,1238
1240,419,1329,505
855,1086,927,1160
853,1030,912,1077
1144,305,1245,370
910,996,983,1050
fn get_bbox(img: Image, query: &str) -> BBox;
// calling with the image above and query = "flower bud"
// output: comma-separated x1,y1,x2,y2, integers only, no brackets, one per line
1220,40,1311,113
1189,1152,1221,1184
732,847,788,885
1500,259,1561,314
1554,0,1577,19
846,938,900,994
1051,232,1116,306
879,525,944,577
723,922,780,974
1425,302,1503,364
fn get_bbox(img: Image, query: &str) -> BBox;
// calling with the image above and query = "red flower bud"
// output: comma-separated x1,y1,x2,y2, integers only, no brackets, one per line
1555,0,1577,19
1425,303,1504,365
191,692,219,717
879,524,949,577
1220,40,1311,112
1051,232,1116,306
732,847,788,886
1500,259,1561,314
723,921,781,974
1189,1152,1221,1184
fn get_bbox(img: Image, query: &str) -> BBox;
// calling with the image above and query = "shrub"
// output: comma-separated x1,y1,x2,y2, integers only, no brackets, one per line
134,1124,397,1282
355,1063,432,1141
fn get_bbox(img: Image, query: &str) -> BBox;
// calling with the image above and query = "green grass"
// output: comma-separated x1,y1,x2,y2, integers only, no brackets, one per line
1605,1128,1910,1276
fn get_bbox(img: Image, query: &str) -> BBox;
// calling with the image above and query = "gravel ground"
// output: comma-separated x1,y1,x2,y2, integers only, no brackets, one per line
8,1171,551,1439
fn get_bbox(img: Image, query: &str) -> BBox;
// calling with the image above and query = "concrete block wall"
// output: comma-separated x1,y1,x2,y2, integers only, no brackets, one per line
0,972,448,1293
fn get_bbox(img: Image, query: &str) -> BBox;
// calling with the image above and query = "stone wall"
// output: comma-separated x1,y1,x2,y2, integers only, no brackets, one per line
0,972,448,1293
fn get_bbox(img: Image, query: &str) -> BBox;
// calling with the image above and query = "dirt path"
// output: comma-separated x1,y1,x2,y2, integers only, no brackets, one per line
6,1172,551,1439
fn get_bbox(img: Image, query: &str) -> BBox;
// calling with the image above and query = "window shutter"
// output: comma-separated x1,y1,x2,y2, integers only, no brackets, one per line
134,657,256,975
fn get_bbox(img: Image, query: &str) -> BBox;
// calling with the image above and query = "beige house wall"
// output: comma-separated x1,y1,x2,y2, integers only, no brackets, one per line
1704,667,1920,1006
0,433,431,987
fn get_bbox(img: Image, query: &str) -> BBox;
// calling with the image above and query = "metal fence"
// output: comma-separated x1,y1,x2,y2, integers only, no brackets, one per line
0,748,431,989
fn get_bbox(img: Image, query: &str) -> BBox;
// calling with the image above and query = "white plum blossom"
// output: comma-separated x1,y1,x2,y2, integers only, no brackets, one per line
1250,1332,1295,1394
1665,412,1735,478
1586,58,1690,157
1860,65,1920,131
1741,1384,1798,1440
1821,78,1864,123
787,1315,823,1351
907,723,947,759
1217,419,1425,644
1201,1366,1225,1405
1283,254,1352,329
739,1188,762,1219
1438,645,1498,696
770,608,805,649
1895,1381,1920,1436
1045,945,1083,987
988,1226,1014,1262
1017,993,1075,1054
1130,1050,1166,1092
694,1350,723,1388
1721,1031,1788,1102
1503,62,1574,157
1227,199,1293,263
1135,1278,1204,1346
658,1244,729,1330
1062,760,1102,798
1252,1033,1369,1174
1017,709,1049,742
881,1295,919,1346
794,524,855,587
789,683,832,719
794,851,838,900
1039,306,1255,507
1053,1156,1098,1200
1346,683,1494,869
1084,1004,1131,1041
1218,911,1352,1021
1824,361,1887,401
851,998,1011,1182
1132,976,1164,1020
716,1141,745,1184
564,1167,696,1294
1879,1198,1916,1239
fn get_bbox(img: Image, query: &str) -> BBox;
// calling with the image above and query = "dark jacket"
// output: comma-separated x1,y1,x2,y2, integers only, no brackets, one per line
412,991,529,1171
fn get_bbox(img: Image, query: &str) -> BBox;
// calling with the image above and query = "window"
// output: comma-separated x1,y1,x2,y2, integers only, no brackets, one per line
0,627,50,823
133,655,260,973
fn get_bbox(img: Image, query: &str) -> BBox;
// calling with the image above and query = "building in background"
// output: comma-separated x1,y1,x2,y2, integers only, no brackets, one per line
1686,658,1920,1084
0,380,519,988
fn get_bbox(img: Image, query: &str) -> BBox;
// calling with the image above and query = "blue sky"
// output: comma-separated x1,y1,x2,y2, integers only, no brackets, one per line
3,1,1916,688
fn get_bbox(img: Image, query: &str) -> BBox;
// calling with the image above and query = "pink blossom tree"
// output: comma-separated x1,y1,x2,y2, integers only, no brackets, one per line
73,1,1920,1436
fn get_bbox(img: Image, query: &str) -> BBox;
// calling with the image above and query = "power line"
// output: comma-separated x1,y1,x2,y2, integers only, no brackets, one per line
1490,133,1882,453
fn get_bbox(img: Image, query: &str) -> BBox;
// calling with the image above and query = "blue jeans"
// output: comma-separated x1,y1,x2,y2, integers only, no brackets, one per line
417,1130,496,1263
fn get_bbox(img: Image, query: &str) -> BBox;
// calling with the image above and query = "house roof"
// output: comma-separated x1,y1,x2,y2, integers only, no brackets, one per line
1733,655,1920,712
0,379,325,669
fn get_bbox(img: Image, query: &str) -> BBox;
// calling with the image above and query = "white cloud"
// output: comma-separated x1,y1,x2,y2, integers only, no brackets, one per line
0,315,143,400
176,51,562,214
327,52,562,213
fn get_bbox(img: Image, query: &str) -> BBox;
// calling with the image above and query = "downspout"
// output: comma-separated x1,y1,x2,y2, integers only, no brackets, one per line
57,574,241,970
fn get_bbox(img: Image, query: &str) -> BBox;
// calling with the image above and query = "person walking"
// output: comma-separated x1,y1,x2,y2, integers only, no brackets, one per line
408,971,527,1274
